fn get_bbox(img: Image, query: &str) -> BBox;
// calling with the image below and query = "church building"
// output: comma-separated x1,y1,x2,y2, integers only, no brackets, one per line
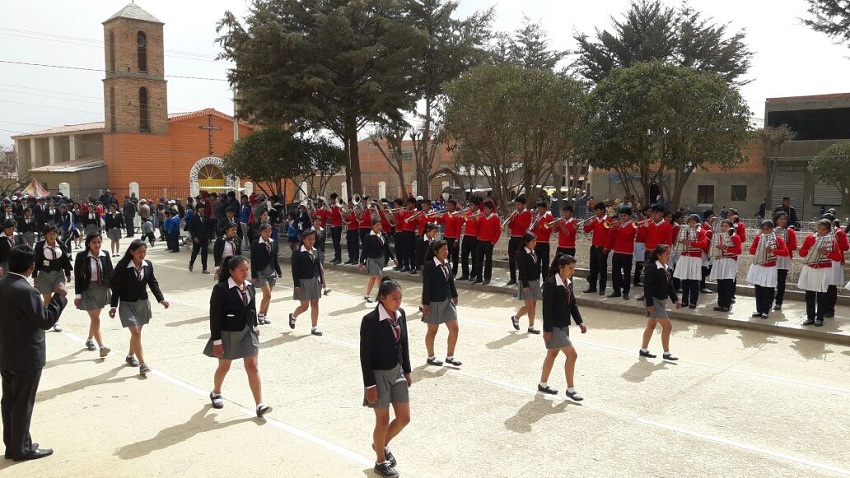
12,3,253,202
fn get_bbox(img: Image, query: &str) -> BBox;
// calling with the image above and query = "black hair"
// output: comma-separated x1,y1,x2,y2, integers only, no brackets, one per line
772,211,787,224
377,276,402,303
112,239,147,284
84,231,102,252
547,253,577,280
258,222,272,233
42,223,58,236
424,223,438,234
300,229,316,241
470,197,482,206
594,202,607,211
720,219,735,236
425,239,448,262
8,244,34,274
647,244,671,263
372,218,382,227
760,220,774,229
562,205,574,213
218,255,249,284
817,218,833,232
672,212,684,223
521,232,536,247
447,199,457,207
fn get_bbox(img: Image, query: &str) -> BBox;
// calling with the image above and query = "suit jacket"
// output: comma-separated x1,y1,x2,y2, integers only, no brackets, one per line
359,306,411,387
643,261,678,308
33,240,72,279
109,260,165,307
0,233,26,265
74,250,114,295
517,247,540,288
209,280,258,341
0,274,67,371
213,236,242,267
187,214,210,242
360,232,393,264
542,276,582,332
421,259,458,305
250,238,282,278
291,247,324,287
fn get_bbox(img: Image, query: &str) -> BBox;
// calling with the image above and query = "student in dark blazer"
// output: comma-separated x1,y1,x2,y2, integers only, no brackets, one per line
203,256,272,418
539,254,587,401
421,240,461,367
289,230,326,336
359,219,396,303
0,244,68,461
360,277,412,478
250,223,281,325
411,223,438,275
109,240,170,375
32,224,72,332
74,232,114,357
641,244,681,361
187,203,211,274
213,222,242,279
0,218,26,277
511,233,542,334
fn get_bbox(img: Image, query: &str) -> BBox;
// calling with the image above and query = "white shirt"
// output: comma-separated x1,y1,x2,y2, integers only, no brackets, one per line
223,238,236,258
213,278,255,344
378,303,402,322
127,260,147,281
555,274,570,289
75,250,107,299
43,241,63,260
655,260,669,271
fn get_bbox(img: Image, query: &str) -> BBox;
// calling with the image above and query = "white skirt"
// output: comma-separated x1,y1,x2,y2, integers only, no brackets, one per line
746,264,777,288
831,261,844,286
709,258,738,281
633,242,646,261
797,266,833,293
776,256,792,271
670,250,681,268
673,256,702,280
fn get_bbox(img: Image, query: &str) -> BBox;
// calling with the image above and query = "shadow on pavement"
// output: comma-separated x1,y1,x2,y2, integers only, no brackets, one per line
410,364,447,383
736,329,778,350
37,366,134,402
114,406,255,460
329,303,373,317
503,394,577,433
259,332,309,349
165,315,209,328
790,338,835,361
621,358,673,383
485,332,530,350
43,349,87,369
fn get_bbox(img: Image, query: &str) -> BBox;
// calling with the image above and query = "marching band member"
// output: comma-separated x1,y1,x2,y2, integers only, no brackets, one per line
360,219,396,303
582,202,612,295
824,217,849,318
635,206,672,302
460,199,481,281
399,198,419,273
746,220,789,318
606,207,637,300
797,219,840,327
471,202,500,285
505,197,531,286
672,214,709,309
772,212,797,311
708,220,742,312
530,200,553,281
329,193,344,264
511,233,542,334
699,211,715,294
344,200,361,265
554,205,577,258
632,206,651,287
437,200,464,278
358,197,374,258
669,212,685,293
421,240,461,367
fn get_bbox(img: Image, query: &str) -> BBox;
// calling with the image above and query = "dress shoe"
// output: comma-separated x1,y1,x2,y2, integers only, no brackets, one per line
814,319,824,327
751,312,762,318
598,290,606,296
662,352,679,361
607,292,621,298
5,443,38,459
506,280,517,286
824,312,835,318
473,279,483,284
773,304,782,311
582,288,597,294
426,357,444,366
688,304,697,309
635,295,644,301
639,349,656,358
537,384,558,395
482,280,490,285
188,263,194,272
510,315,520,331
622,293,630,300
802,319,815,326
12,448,53,461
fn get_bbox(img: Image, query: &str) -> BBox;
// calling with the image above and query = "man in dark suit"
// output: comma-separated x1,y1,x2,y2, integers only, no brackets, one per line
0,245,67,461
187,203,210,273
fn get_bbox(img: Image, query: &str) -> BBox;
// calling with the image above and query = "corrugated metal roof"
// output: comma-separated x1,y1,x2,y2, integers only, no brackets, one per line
105,3,162,24
13,122,105,138
30,158,105,173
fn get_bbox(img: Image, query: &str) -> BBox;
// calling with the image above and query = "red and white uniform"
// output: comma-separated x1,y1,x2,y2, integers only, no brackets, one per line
314,207,332,229
359,208,372,231
401,209,419,233
330,203,344,228
708,233,742,281
798,233,842,292
733,220,746,243
463,211,481,238
645,220,672,250
556,218,578,249
746,232,789,288
606,221,637,255
345,207,358,231
774,226,797,271
507,209,531,238
832,228,849,286
478,212,501,245
672,227,709,280
583,215,613,247
438,212,464,240
530,211,553,243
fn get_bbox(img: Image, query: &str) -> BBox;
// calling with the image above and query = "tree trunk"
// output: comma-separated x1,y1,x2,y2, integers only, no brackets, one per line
346,116,363,195
416,98,433,197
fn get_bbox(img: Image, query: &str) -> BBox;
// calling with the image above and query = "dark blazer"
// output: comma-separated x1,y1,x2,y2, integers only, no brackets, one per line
74,250,114,295
0,274,67,371
213,236,242,267
415,236,434,267
187,214,210,242
0,233,26,265
359,306,411,388
209,280,258,341
517,247,540,288
109,259,165,307
15,216,38,234
81,210,101,228
291,247,324,287
250,238,282,279
542,276,582,332
360,232,393,264
32,240,72,279
643,261,678,308
421,259,458,306
103,212,125,230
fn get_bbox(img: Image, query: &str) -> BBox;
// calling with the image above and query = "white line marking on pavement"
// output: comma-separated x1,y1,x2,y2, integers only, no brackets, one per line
637,418,850,476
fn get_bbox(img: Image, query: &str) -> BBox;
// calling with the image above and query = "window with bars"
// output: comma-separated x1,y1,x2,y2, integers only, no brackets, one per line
697,185,715,204
731,185,747,202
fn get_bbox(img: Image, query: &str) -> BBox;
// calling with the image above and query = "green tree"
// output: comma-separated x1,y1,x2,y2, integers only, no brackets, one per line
574,0,751,85
444,64,585,211
578,61,751,210
369,122,409,198
488,18,565,71
810,141,850,209
803,1,850,46
216,0,420,194
222,128,309,199
756,125,797,214
301,137,347,197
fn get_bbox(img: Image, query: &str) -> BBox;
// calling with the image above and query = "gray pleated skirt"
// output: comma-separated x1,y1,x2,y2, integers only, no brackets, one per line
648,297,669,319
517,281,543,300
108,227,121,241
35,270,65,295
366,257,385,276
545,326,572,349
294,277,321,301
256,264,277,288
118,299,152,328
78,284,111,310
85,224,99,236
203,324,259,360
363,364,409,409
423,298,457,324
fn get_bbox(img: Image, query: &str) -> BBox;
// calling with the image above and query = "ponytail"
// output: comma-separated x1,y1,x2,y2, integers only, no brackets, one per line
647,244,670,264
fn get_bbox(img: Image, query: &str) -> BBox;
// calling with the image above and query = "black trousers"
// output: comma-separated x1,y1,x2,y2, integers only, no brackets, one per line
556,247,576,258
331,226,342,262
1,367,42,459
346,229,360,263
611,252,633,295
461,236,478,277
190,240,209,270
168,231,180,251
826,285,837,315
805,290,829,321
508,237,523,281
206,219,217,244
775,269,789,306
405,231,418,269
534,243,550,281
473,240,494,281
680,279,700,306
754,285,774,314
124,214,135,237
717,279,735,309
633,254,645,285
587,245,608,291
445,237,460,276
700,265,711,289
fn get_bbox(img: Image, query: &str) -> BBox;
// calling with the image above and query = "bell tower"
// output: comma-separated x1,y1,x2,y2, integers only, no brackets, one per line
102,2,167,135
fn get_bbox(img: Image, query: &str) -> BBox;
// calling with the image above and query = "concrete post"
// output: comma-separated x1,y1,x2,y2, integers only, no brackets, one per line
341,182,348,203
59,182,71,198
378,181,386,199
68,135,77,161
48,136,57,165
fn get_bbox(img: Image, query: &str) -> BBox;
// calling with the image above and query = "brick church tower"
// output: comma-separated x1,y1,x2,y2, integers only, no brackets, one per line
102,2,171,196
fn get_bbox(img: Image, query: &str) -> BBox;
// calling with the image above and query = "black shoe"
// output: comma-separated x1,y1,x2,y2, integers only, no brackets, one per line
565,390,584,402
688,304,697,309
365,296,373,303
288,313,296,329
639,350,656,358
713,306,727,312
527,327,541,335
374,461,399,478
210,392,224,409
802,319,815,326
510,316,520,331
607,292,621,298
773,304,782,311
468,277,477,283
751,312,762,318
506,280,516,286
188,263,194,272
482,280,490,285
473,279,483,284
815,319,824,327
634,281,643,287
662,352,679,361
256,404,273,417
537,384,558,395
761,313,769,319
426,357,443,366
445,357,462,366
372,444,397,467
825,312,835,318
582,288,597,294
11,448,53,461
623,293,630,300
598,290,606,296
635,295,644,301
458,275,469,281
5,443,39,459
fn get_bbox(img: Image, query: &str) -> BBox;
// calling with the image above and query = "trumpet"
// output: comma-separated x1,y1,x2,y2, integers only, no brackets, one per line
405,210,424,223
465,210,481,221
635,219,651,227
544,217,566,229
501,210,518,229
426,210,444,219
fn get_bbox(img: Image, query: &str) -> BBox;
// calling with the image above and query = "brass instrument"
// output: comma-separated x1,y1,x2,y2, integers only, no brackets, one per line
337,197,350,218
464,210,481,222
804,232,834,265
501,210,518,229
754,232,778,265
544,216,564,229
528,212,542,232
635,219,651,227
352,194,364,221
405,210,424,223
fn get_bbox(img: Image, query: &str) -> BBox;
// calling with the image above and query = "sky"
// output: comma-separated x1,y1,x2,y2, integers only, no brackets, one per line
2,0,850,147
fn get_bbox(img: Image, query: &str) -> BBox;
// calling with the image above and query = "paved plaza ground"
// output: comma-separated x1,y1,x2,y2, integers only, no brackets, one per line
2,243,850,477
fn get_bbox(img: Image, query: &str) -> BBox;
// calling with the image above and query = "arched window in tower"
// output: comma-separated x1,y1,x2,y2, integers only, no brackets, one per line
137,31,147,73
109,87,116,133
139,87,150,133
108,30,115,73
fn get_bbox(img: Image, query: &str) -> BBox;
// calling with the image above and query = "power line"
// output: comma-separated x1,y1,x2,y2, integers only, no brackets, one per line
0,60,229,82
